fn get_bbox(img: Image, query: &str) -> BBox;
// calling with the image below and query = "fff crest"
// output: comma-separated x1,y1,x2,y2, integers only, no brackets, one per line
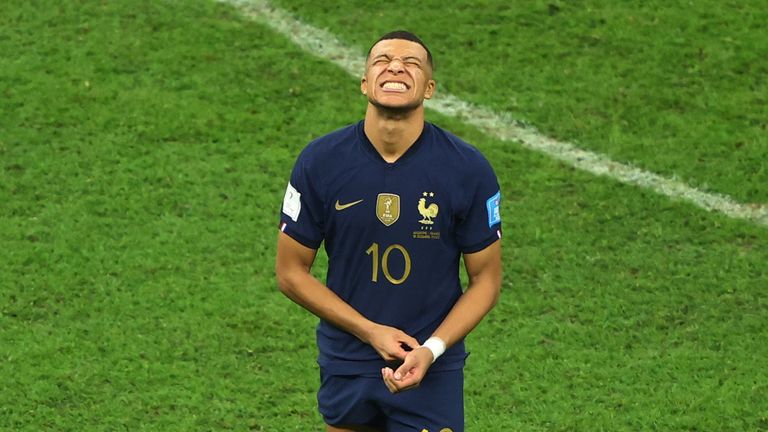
376,193,400,226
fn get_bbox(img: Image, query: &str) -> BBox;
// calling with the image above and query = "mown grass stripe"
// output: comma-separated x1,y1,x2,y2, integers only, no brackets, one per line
220,0,768,228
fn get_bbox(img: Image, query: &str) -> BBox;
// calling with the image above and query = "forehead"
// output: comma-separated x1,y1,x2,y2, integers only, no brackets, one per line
368,39,428,61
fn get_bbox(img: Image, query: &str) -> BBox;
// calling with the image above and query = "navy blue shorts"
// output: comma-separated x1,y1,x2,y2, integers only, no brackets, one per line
318,368,464,432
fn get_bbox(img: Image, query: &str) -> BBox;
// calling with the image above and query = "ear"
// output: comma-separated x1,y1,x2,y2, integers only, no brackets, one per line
361,77,367,95
423,79,436,99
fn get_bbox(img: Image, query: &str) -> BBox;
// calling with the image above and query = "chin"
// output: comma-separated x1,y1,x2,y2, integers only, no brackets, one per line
369,98,422,113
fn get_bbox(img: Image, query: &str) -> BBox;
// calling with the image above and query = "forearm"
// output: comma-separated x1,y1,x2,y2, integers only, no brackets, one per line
277,269,375,342
430,277,500,348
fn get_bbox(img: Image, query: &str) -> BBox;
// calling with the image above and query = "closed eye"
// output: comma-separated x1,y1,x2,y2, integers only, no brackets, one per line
372,55,390,65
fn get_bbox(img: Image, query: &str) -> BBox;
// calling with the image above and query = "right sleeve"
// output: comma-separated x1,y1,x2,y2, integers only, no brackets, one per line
279,150,324,249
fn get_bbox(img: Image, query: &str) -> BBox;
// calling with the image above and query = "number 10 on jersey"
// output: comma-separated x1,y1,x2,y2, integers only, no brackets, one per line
365,242,412,285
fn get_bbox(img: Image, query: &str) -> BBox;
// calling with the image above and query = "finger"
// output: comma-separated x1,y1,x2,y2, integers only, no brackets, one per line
391,336,420,360
393,356,415,381
381,351,399,361
391,347,409,361
381,368,399,393
387,372,419,392
384,369,413,392
384,345,406,361
399,334,420,350
396,379,419,392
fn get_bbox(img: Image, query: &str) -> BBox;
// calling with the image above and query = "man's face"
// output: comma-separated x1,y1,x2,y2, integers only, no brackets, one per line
361,39,436,111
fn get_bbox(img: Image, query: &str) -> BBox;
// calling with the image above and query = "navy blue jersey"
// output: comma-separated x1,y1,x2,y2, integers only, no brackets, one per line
280,121,501,375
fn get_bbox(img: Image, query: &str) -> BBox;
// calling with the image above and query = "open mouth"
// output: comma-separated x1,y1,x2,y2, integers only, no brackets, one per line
380,81,409,92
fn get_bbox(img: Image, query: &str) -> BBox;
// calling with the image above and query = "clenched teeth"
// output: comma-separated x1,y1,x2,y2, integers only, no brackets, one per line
382,82,407,90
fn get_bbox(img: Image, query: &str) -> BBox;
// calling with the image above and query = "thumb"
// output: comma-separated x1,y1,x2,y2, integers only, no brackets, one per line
394,354,416,381
400,334,420,351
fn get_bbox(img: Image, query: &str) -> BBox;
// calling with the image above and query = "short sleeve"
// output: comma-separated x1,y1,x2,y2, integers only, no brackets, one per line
455,156,502,253
279,149,324,249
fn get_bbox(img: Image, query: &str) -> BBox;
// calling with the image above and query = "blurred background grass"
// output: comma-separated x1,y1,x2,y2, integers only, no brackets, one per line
1,0,766,430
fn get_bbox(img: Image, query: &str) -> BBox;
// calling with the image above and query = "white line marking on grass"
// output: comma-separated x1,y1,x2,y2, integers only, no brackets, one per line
220,0,768,228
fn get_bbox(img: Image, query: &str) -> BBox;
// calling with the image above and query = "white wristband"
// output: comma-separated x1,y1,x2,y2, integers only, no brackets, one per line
421,337,446,364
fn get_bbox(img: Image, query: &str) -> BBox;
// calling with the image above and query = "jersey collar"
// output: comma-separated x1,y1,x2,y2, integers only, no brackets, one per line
357,120,430,166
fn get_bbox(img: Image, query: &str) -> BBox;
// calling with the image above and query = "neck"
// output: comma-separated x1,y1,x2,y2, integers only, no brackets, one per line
363,104,425,163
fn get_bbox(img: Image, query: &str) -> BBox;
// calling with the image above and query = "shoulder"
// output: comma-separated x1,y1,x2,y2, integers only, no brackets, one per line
297,122,360,166
426,122,495,173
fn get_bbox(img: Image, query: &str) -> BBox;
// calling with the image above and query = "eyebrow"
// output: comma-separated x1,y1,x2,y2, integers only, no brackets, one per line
371,54,424,63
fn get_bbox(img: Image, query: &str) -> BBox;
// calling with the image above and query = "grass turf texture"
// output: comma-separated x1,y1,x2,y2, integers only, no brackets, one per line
1,0,766,430
272,0,768,205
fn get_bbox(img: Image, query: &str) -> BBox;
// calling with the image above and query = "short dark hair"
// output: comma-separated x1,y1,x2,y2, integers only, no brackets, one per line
367,30,434,70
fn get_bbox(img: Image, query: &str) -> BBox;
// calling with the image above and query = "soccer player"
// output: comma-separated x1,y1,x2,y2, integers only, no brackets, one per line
276,30,502,432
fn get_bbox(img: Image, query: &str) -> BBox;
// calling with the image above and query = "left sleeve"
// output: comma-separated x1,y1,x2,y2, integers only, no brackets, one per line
455,155,502,253
278,146,325,249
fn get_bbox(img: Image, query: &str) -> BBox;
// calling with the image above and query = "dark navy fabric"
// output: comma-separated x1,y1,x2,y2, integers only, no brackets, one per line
280,121,501,375
318,368,464,432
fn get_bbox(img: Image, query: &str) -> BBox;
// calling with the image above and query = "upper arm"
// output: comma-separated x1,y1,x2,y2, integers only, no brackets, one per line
463,239,502,292
275,231,318,288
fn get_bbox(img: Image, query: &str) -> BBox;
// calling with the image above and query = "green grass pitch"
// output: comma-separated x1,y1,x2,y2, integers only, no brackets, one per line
1,0,766,430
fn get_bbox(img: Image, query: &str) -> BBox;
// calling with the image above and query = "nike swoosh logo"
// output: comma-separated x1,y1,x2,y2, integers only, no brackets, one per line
335,199,363,211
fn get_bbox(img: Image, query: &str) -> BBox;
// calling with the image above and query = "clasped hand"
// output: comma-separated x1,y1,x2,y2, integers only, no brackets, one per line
365,324,435,394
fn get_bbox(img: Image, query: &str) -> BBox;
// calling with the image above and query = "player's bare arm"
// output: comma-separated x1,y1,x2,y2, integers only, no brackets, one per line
382,239,502,393
431,239,502,347
276,232,419,361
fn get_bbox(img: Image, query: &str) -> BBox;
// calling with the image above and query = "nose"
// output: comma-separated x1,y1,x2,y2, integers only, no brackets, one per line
387,58,405,74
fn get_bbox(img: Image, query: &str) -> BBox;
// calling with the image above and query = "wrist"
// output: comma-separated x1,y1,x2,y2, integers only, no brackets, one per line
421,336,446,364
355,320,379,344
